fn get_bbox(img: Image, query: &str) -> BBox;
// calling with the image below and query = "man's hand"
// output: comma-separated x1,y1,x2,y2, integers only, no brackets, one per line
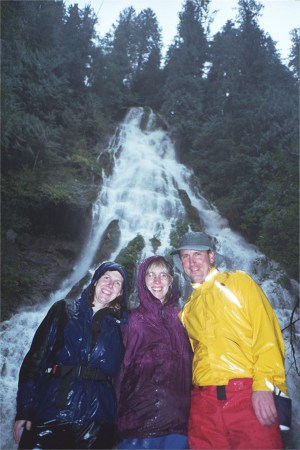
252,391,278,427
13,420,32,443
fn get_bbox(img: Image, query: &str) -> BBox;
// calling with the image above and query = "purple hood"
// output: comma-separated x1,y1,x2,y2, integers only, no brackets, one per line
117,256,193,440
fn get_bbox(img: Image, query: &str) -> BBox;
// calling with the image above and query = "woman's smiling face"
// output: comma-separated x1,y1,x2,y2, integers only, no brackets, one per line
93,270,123,309
145,263,172,303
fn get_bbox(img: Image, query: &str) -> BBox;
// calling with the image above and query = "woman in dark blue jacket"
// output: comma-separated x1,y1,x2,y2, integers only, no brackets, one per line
13,261,128,449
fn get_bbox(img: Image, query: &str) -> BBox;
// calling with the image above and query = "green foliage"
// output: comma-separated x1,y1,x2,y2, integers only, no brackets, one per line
168,0,299,279
1,0,298,307
150,236,161,253
256,150,299,280
169,220,190,248
288,27,300,81
97,6,164,110
70,152,102,178
161,0,210,143
40,183,74,204
1,1,113,237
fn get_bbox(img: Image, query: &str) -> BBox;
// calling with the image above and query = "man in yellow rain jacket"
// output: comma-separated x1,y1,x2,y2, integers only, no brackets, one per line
171,231,287,450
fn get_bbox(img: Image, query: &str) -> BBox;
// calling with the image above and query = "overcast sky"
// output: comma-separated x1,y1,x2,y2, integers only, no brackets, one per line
69,0,300,63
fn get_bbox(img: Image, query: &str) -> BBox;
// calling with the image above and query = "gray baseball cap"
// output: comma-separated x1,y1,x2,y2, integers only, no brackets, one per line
170,231,223,272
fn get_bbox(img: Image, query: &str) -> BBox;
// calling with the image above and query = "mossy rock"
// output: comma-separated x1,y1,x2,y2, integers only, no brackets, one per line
92,220,121,266
98,150,115,177
115,235,145,294
65,273,91,300
168,188,203,249
150,236,161,253
139,107,169,132
139,107,152,131
169,220,190,248
178,189,203,231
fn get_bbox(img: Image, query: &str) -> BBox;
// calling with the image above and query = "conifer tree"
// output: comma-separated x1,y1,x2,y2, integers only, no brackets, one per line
131,8,163,107
160,0,210,144
288,27,300,81
183,0,299,278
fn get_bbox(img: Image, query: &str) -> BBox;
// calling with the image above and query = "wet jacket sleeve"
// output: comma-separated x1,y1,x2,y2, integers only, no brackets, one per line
15,301,65,421
244,275,286,393
114,317,140,404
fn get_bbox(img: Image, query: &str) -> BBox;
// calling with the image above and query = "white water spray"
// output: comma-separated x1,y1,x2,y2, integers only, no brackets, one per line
1,107,299,449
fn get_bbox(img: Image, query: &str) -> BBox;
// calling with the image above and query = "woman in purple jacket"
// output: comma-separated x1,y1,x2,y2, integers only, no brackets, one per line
116,256,192,449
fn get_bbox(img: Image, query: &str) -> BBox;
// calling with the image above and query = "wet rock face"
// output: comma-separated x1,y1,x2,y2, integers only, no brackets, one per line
1,234,82,322
92,220,121,267
1,193,94,322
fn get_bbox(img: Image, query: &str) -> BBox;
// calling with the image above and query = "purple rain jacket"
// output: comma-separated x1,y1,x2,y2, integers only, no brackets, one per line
117,256,193,440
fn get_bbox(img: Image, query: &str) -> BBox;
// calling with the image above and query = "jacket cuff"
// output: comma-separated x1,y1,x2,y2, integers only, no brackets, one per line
15,409,34,422
252,379,287,394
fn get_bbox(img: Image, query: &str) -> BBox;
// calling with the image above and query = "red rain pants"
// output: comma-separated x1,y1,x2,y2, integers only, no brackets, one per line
188,378,283,449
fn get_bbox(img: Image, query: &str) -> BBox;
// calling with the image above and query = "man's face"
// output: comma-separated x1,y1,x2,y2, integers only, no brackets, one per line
180,249,215,284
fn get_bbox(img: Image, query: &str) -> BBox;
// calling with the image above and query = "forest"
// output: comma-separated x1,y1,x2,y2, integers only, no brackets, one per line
1,0,299,319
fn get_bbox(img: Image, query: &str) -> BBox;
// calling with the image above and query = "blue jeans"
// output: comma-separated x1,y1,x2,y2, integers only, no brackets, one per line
117,434,189,449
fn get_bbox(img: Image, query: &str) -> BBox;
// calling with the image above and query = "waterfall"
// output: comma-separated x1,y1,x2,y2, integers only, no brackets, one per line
1,107,299,449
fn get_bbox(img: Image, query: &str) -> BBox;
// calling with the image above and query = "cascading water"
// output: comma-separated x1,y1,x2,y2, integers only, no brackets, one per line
1,107,299,449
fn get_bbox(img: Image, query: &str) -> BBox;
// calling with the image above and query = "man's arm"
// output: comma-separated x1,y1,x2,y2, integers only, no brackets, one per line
243,273,287,393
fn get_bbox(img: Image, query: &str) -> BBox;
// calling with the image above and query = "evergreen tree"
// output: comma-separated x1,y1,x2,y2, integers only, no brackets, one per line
1,0,103,233
134,45,164,109
132,9,162,73
288,27,300,81
105,7,137,86
1,1,67,171
96,7,163,111
131,8,163,107
183,0,299,279
94,7,138,113
160,0,210,144
58,4,98,91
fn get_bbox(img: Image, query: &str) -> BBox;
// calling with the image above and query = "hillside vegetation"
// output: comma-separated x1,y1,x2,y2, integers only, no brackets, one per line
1,0,299,320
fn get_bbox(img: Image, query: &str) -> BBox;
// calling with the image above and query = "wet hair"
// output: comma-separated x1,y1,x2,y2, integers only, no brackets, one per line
145,257,174,304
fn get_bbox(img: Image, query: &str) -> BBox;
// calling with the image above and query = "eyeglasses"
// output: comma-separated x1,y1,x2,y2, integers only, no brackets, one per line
145,272,170,282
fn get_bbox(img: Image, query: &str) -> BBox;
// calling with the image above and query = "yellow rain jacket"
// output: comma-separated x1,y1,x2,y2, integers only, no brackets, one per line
179,268,287,393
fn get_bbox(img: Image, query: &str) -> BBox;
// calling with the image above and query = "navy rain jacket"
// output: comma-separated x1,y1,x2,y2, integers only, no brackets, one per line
15,262,128,426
